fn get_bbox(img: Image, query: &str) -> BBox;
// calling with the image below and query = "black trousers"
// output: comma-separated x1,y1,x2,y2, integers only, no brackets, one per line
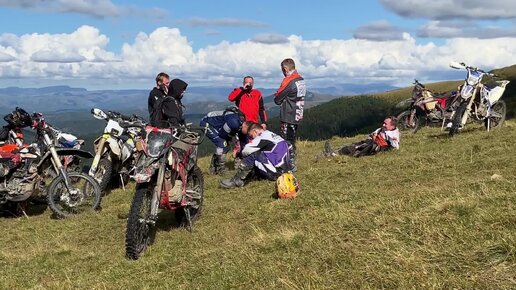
279,122,298,165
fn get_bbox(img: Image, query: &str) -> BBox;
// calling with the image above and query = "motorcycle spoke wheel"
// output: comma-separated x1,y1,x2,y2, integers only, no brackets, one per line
176,165,204,227
485,100,506,130
47,172,102,218
396,111,419,133
125,185,154,260
94,157,113,193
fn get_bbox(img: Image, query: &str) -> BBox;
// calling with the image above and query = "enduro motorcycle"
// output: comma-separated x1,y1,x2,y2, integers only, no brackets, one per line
89,108,146,192
125,125,205,260
396,80,461,134
448,62,509,136
1,108,84,174
0,112,101,218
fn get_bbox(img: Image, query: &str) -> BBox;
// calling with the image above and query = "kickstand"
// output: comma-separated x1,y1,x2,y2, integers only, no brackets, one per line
184,207,192,232
119,174,125,191
18,204,29,219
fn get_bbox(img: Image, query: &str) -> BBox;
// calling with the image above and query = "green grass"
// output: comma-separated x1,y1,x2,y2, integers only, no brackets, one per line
1,122,516,289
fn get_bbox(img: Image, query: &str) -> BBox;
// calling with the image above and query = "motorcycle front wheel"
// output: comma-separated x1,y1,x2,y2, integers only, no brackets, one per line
396,110,419,134
93,157,113,193
449,102,468,137
47,172,102,218
125,184,154,260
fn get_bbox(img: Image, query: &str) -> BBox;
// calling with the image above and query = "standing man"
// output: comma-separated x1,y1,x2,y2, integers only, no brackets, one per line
228,76,268,164
228,76,267,127
274,58,306,172
148,72,170,127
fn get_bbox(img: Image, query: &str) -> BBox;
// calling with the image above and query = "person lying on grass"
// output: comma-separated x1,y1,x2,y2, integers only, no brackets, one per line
324,116,400,157
220,122,292,188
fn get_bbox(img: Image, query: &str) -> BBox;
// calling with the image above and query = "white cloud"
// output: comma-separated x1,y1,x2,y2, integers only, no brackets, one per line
0,50,15,62
178,17,267,28
418,20,516,39
1,26,516,88
0,0,166,19
381,0,516,20
251,33,289,44
353,20,406,41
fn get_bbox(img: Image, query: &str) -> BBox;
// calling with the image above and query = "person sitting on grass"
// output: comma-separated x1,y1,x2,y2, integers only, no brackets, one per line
220,122,291,188
324,116,400,157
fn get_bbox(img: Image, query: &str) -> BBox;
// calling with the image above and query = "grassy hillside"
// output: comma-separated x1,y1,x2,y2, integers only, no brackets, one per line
1,122,515,289
267,80,462,140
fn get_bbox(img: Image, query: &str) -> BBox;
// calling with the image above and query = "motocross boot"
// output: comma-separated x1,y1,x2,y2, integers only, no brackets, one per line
219,163,252,189
209,154,218,175
323,141,337,157
215,154,227,175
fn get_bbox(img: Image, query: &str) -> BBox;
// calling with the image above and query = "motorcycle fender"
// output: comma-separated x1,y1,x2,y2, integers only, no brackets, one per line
106,138,122,157
36,148,94,169
94,135,121,157
485,86,506,105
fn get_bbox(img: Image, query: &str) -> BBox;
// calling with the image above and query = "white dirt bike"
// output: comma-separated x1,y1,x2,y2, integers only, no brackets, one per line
88,108,146,193
448,62,509,136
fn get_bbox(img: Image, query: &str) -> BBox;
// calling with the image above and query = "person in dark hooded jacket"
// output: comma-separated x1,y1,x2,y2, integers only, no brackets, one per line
159,78,188,128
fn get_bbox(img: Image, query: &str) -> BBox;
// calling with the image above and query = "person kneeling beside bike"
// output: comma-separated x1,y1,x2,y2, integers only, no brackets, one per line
324,116,400,157
200,106,246,175
220,123,291,188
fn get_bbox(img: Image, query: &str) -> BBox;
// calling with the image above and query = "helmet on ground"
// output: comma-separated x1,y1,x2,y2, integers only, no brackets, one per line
276,172,299,199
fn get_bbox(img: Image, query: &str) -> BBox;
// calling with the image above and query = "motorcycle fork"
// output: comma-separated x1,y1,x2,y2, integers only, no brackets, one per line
89,137,107,176
44,133,71,191
409,109,417,126
150,159,166,217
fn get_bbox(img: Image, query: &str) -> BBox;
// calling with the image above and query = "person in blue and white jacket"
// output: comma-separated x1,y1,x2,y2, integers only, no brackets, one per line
220,122,292,188
200,106,245,175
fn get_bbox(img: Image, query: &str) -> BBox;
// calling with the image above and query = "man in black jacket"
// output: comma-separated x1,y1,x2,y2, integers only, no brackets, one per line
162,78,188,128
274,58,306,172
148,72,169,125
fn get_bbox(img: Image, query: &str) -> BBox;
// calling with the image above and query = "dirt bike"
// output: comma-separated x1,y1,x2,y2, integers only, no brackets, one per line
88,108,146,193
0,112,101,218
448,62,509,136
1,108,85,175
125,124,205,260
396,80,461,134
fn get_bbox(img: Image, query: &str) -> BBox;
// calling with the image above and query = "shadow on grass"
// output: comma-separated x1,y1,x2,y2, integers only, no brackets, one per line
0,202,48,218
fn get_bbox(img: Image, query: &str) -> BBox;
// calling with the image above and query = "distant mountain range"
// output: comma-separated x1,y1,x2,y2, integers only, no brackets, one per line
0,83,398,115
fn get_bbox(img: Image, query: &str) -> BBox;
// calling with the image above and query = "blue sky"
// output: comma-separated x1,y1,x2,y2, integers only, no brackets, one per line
0,0,515,89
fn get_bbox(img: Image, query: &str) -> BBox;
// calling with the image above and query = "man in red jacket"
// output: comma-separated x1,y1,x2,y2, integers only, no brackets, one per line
228,76,268,161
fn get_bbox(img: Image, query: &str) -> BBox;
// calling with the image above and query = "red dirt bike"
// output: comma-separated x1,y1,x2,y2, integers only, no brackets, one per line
0,111,101,218
396,80,461,134
125,124,205,260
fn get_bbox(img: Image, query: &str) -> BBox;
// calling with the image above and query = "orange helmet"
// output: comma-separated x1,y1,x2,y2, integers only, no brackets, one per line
276,172,299,199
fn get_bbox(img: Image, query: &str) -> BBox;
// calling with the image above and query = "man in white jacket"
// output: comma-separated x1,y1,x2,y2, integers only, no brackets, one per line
324,116,400,157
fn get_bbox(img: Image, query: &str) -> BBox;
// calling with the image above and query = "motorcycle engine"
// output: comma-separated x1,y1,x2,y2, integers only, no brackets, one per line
0,174,35,203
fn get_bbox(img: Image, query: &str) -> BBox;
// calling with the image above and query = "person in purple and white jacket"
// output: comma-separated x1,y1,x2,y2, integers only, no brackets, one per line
220,123,292,188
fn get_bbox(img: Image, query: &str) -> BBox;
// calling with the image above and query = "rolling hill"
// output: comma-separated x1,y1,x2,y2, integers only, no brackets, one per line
1,122,515,289
1,64,516,289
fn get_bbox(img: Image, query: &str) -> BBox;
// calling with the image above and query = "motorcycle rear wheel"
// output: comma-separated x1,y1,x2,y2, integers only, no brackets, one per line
396,110,419,134
484,100,506,131
125,184,154,260
47,172,102,218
